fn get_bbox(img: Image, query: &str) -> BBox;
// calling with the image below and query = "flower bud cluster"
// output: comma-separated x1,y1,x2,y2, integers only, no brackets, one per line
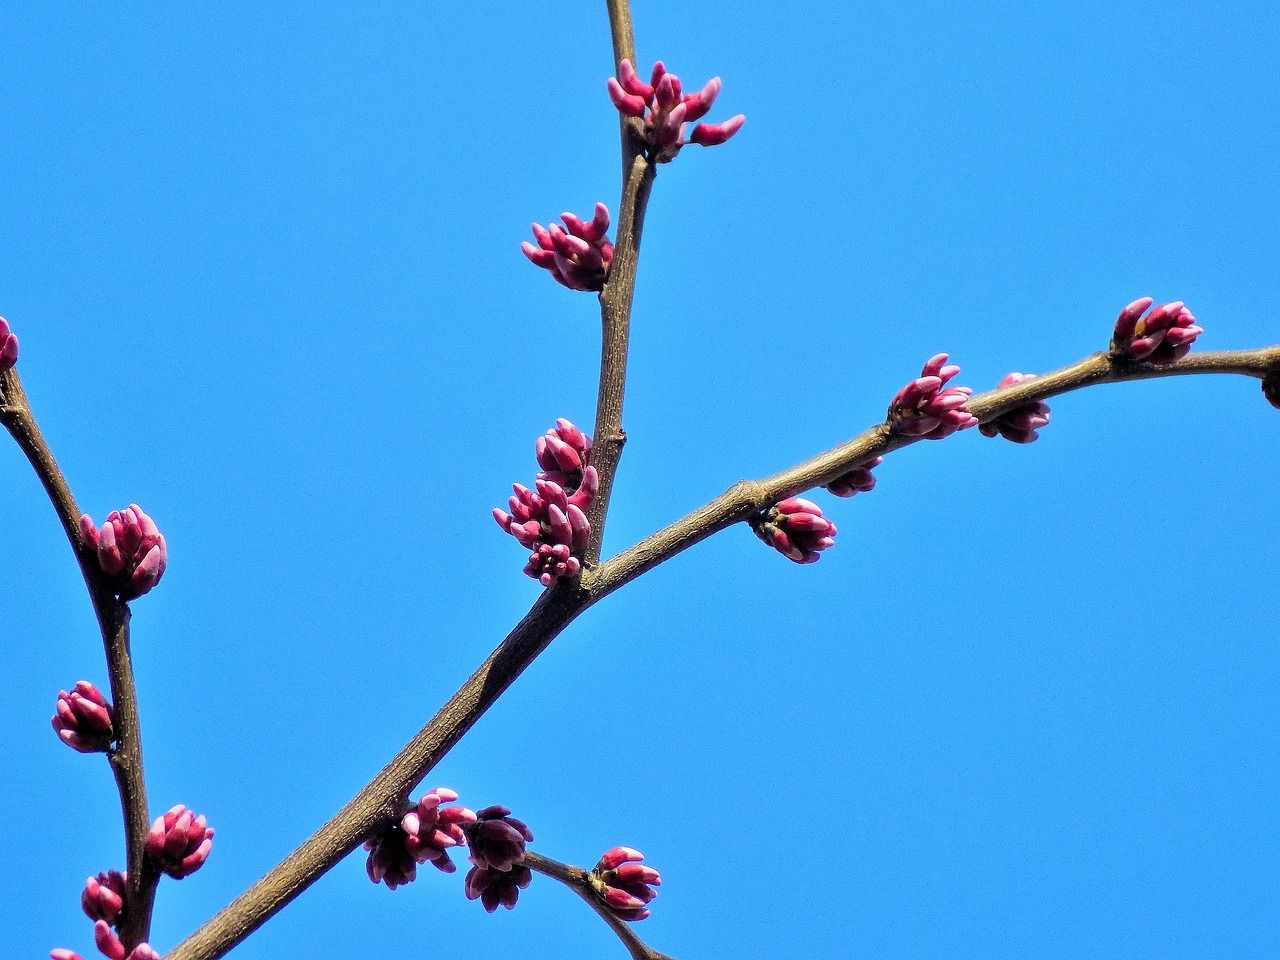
0,316,17,372
591,846,661,922
81,870,127,926
79,505,167,601
979,372,1052,444
52,681,115,753
752,497,837,564
1111,297,1203,364
463,805,535,913
824,457,882,498
888,354,978,440
365,786,477,889
145,805,213,879
522,203,614,291
608,59,745,161
493,419,598,585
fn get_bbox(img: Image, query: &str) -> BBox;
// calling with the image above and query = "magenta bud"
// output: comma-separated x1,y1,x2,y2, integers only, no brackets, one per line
52,680,115,753
0,317,18,372
597,846,644,870
146,804,214,879
617,59,653,100
128,946,161,960
1111,297,1201,364
79,506,167,600
465,863,533,913
979,372,1052,444
825,457,883,498
51,951,86,960
682,76,722,122
608,77,648,117
753,498,838,564
525,208,613,292
592,846,661,922
655,73,681,111
81,869,128,924
690,113,746,147
94,921,126,960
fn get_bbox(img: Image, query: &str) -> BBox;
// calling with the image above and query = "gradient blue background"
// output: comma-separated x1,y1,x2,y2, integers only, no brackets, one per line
3,2,1279,958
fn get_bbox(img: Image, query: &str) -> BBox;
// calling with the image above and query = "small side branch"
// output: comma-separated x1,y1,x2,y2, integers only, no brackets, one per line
0,369,157,947
524,852,675,960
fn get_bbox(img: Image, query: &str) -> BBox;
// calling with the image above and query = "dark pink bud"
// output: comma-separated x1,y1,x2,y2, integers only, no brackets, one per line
608,77,648,117
825,457,883,498
52,681,115,753
654,73,681,111
752,498,838,564
81,869,127,925
78,505,167,601
592,847,661,922
94,921,126,960
888,354,978,440
617,59,653,100
367,787,476,884
145,804,213,879
464,805,534,873
1110,297,1202,364
126,946,160,960
682,76,722,122
1262,368,1280,409
524,208,613,292
689,114,746,147
464,863,532,912
979,372,1052,444
0,317,17,372
51,951,86,960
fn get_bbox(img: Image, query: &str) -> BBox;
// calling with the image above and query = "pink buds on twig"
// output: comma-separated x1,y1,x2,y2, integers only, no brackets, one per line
52,681,115,753
1110,297,1203,364
824,457,882,498
888,354,978,440
464,863,533,913
81,870,128,925
365,787,477,887
979,372,1052,444
522,203,614,291
752,497,837,564
494,420,598,586
0,317,17,372
591,846,661,921
609,59,745,162
78,506,167,601
145,805,213,879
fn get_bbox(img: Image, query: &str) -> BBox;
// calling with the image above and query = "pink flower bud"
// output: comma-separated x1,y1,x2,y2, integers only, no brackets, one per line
81,869,128,925
78,505,167,601
978,372,1052,444
0,317,18,372
752,497,837,564
464,863,532,912
523,206,613,291
366,787,477,887
689,114,746,147
592,847,661,922
463,805,533,873
51,950,86,960
52,681,115,753
888,354,978,440
94,921,125,960
824,457,883,498
145,804,213,879
495,421,596,585
127,946,160,960
608,60,744,162
1262,368,1280,410
1110,297,1203,364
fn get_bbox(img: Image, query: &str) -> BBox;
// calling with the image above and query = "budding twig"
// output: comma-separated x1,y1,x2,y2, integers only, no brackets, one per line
524,852,675,960
0,368,159,948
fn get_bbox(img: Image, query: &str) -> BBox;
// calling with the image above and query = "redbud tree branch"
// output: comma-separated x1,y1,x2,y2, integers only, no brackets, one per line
585,0,655,565
164,342,1280,960
523,851,676,960
0,368,159,949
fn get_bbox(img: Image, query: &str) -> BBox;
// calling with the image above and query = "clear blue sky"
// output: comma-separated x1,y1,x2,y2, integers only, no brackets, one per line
4,2,1279,959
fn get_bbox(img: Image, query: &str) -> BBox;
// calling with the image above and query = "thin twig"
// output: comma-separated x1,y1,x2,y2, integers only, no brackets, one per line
524,851,675,960
0,368,158,948
163,342,1280,960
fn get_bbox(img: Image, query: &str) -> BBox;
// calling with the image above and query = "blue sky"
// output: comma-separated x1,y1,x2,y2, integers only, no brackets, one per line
3,2,1279,959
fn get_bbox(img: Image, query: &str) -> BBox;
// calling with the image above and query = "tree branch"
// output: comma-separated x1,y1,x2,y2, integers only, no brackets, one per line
0,368,158,948
523,852,675,960
163,342,1280,960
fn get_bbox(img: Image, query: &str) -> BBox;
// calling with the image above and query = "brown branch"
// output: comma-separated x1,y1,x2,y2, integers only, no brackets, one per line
584,346,1280,597
162,342,1280,960
0,368,158,948
524,851,675,960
